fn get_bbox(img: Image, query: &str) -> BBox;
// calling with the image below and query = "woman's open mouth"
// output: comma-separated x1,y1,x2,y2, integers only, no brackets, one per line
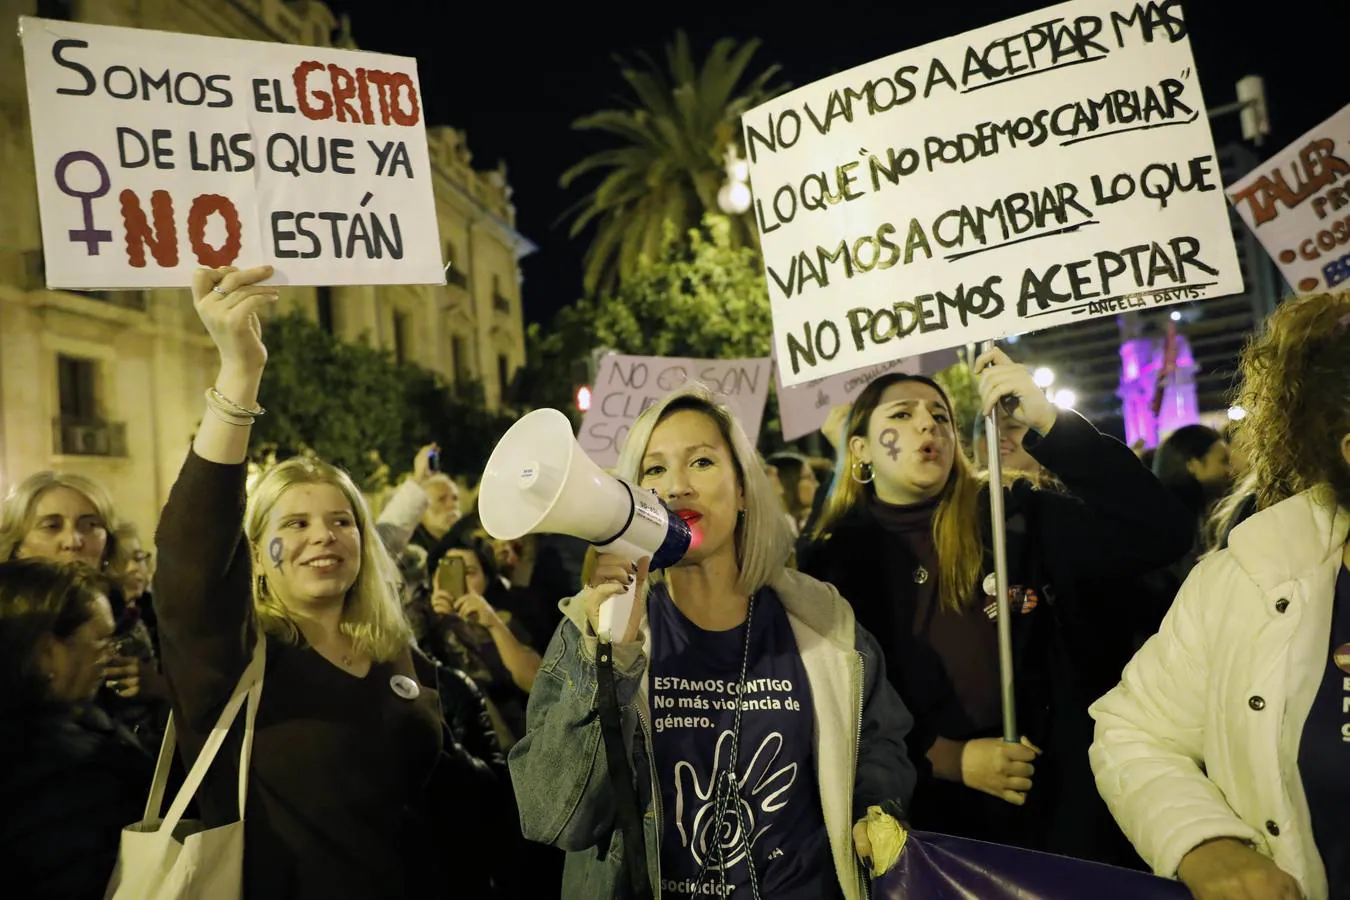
676,510,705,550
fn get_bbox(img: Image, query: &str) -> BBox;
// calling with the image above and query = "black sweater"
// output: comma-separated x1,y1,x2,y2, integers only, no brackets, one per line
799,410,1193,860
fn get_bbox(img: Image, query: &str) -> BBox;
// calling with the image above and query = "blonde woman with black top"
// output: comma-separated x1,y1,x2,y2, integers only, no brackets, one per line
154,265,473,899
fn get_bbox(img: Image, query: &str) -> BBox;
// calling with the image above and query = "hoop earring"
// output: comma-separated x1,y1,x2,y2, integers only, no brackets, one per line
851,460,874,484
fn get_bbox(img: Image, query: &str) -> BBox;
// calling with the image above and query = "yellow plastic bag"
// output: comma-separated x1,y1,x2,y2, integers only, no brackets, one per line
863,805,908,877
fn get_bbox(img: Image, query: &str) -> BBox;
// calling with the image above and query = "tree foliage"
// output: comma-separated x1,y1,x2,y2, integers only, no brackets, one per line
934,349,983,445
561,31,787,296
517,213,773,414
253,311,514,487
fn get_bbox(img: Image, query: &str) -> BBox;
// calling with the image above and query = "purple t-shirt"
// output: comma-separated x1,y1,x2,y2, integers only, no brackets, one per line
1298,564,1350,896
648,584,838,900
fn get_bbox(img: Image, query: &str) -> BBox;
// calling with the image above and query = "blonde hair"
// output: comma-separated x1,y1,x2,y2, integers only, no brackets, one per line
0,471,126,573
811,374,986,613
613,384,792,594
1236,290,1350,512
246,457,411,662
1202,469,1258,554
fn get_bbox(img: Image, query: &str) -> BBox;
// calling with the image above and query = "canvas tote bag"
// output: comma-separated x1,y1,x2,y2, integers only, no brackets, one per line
105,638,265,900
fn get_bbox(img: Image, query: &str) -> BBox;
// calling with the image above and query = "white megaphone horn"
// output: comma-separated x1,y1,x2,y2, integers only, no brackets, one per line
478,408,699,641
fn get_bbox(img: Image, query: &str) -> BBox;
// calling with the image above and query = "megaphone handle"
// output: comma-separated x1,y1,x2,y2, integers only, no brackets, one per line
597,577,639,644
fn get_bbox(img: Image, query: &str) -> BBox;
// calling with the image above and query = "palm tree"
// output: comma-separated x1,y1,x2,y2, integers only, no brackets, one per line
561,31,787,297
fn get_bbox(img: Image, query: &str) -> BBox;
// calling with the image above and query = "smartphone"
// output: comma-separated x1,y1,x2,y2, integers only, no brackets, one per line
435,555,466,599
427,448,440,473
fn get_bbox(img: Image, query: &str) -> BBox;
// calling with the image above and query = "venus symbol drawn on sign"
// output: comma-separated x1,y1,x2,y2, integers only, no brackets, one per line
54,151,113,255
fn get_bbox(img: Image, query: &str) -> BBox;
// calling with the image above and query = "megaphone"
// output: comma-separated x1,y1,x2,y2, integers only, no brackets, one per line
478,408,700,641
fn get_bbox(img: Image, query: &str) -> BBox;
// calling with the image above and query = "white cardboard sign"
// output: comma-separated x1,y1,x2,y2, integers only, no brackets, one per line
578,355,772,468
1226,103,1350,295
20,16,444,289
743,0,1243,387
775,349,960,442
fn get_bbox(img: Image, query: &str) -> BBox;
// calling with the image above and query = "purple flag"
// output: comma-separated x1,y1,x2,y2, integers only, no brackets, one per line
874,831,1192,900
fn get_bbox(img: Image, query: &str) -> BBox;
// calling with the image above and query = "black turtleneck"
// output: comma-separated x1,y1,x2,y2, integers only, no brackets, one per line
867,492,1003,746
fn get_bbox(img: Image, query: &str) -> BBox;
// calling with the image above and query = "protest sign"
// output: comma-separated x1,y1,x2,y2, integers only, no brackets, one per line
20,16,444,289
1226,103,1350,294
775,349,959,441
742,0,1243,387
579,354,772,468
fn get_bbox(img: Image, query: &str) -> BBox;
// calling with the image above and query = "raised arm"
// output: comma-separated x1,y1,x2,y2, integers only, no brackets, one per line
375,444,437,557
190,266,276,466
154,266,277,731
974,345,1192,576
1024,410,1194,576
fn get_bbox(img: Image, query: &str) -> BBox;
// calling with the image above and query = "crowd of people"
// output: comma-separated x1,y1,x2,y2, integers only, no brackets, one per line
0,264,1344,900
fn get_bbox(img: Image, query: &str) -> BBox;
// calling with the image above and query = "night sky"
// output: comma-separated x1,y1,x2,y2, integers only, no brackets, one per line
325,0,1348,327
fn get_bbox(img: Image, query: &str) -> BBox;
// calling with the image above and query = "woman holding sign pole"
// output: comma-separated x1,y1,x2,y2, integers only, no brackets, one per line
509,384,917,900
798,349,1193,865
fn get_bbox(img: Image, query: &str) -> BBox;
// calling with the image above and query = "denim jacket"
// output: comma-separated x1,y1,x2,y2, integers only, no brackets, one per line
507,567,917,899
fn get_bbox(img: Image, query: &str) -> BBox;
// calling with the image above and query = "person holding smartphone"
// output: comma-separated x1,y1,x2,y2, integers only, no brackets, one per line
428,541,542,749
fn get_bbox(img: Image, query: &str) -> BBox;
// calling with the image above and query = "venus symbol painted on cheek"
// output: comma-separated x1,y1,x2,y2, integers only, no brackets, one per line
269,537,284,571
879,428,901,461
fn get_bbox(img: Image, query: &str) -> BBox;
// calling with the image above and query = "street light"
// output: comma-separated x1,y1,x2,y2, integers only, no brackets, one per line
1207,74,1269,146
1051,388,1077,409
1227,405,1247,421
1170,310,1182,322
1032,367,1056,389
717,145,752,215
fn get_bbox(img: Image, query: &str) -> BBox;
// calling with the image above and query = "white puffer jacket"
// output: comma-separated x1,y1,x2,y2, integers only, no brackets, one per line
1089,486,1349,900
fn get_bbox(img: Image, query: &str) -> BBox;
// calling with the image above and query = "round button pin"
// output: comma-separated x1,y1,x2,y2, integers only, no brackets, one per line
390,674,420,700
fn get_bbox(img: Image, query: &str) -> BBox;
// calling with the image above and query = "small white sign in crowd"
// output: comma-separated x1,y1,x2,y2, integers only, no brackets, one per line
578,355,773,468
1227,103,1350,296
21,16,444,289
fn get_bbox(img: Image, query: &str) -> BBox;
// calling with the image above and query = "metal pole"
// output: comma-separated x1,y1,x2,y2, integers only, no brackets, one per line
977,339,1018,743
1205,99,1254,119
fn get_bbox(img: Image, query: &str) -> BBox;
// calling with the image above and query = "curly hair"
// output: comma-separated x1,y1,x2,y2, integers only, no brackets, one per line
1235,290,1350,512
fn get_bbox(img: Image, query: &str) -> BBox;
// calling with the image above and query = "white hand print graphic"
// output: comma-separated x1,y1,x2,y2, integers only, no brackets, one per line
674,730,799,871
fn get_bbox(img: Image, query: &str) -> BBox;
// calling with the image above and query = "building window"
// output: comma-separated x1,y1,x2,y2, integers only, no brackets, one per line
452,335,470,383
498,354,511,394
54,354,126,457
36,0,75,20
316,286,335,334
58,354,98,422
492,274,510,313
446,243,467,288
392,311,410,365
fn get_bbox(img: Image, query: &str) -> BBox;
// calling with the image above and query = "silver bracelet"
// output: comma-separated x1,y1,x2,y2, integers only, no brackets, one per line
204,403,253,427
205,386,265,418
